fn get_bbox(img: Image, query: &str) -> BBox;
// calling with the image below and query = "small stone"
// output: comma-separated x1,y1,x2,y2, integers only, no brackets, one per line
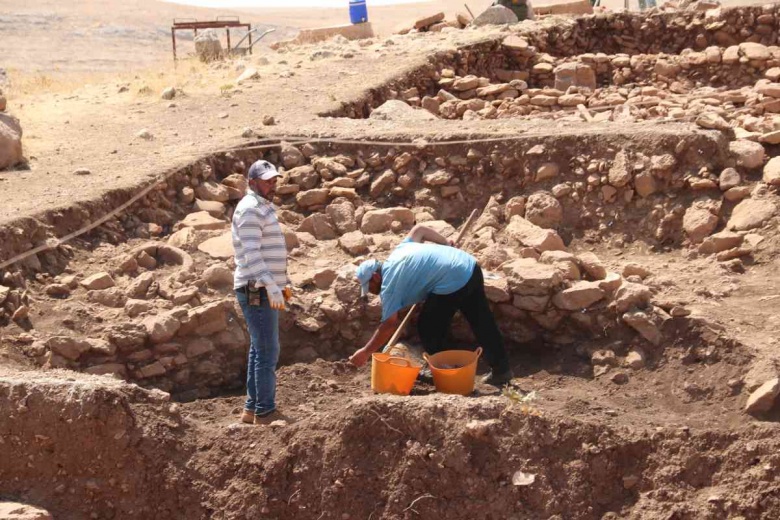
73,168,91,176
718,168,741,191
241,127,254,138
536,163,559,182
764,156,780,186
161,87,176,100
137,129,153,140
592,350,618,367
622,475,639,489
611,372,629,384
12,305,29,322
81,272,115,291
625,348,646,369
724,185,751,202
696,113,729,130
622,263,651,279
236,68,259,84
745,378,780,415
136,250,158,270
45,284,71,298
262,115,275,126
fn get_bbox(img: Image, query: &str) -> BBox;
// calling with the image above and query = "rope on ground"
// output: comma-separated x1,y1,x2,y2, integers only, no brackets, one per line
0,133,545,271
0,114,725,271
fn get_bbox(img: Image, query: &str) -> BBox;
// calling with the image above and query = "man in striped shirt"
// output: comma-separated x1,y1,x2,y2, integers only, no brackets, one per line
232,159,289,424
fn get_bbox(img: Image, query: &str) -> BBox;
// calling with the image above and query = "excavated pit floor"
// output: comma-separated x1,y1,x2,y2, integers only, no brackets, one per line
2,133,780,518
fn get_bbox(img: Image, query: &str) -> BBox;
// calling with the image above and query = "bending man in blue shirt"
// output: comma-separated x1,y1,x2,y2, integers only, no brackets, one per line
349,224,513,386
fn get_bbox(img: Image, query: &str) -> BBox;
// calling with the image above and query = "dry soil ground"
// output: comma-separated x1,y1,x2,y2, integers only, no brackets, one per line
2,0,780,519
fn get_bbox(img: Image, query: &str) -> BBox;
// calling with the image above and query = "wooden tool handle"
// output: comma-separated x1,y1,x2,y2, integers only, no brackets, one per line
386,208,481,347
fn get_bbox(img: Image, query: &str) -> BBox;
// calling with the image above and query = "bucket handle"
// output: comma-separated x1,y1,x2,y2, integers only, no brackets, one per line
387,357,412,368
422,347,483,366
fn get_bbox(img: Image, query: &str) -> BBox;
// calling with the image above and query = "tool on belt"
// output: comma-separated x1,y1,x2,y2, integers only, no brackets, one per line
245,281,292,310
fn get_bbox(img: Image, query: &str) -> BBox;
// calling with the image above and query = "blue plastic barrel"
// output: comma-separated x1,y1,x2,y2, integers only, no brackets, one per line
349,0,368,24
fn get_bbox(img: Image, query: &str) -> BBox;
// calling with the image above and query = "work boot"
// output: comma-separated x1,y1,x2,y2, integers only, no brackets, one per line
253,409,277,425
240,409,255,424
481,369,513,387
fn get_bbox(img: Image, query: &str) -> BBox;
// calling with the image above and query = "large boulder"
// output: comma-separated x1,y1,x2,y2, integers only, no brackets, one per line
296,188,329,208
46,336,92,361
682,206,718,243
370,170,397,198
577,252,607,280
622,309,663,346
327,199,358,234
764,156,780,186
745,378,780,415
729,139,765,169
554,62,596,92
142,313,181,344
727,199,777,231
180,211,228,231
608,151,632,188
503,216,565,252
195,181,230,202
472,5,518,26
502,258,564,296
524,192,563,229
80,272,115,291
0,113,23,170
338,230,369,255
369,100,437,121
360,208,415,234
698,231,743,255
197,231,234,259
281,144,305,169
614,282,652,313
0,502,53,520
298,213,337,240
552,281,605,310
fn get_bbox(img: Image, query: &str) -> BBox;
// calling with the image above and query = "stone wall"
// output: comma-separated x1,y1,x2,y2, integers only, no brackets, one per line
6,126,771,399
327,5,780,120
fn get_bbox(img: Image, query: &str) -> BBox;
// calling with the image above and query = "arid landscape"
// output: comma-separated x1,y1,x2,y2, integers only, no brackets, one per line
2,0,780,519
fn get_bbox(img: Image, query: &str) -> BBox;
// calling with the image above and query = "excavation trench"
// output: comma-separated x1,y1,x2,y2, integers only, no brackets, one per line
1,127,779,519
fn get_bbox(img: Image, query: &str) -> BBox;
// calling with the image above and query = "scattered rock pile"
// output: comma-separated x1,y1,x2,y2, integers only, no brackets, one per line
397,11,472,35
5,133,776,397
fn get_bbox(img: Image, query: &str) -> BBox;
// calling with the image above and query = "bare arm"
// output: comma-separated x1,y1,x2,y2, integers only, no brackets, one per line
407,224,453,246
348,312,400,367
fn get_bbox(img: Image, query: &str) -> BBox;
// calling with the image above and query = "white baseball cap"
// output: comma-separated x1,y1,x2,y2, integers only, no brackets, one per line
247,160,281,181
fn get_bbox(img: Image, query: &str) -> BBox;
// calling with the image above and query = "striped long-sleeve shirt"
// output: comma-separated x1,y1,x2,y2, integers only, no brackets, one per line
232,190,289,290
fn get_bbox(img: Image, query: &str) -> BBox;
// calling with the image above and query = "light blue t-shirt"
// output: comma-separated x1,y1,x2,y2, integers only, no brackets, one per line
380,238,476,322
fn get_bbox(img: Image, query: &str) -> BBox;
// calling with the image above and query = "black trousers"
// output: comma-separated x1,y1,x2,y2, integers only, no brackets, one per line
417,265,510,374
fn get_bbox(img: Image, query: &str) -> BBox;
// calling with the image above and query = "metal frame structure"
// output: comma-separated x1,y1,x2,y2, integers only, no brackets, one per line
171,16,252,61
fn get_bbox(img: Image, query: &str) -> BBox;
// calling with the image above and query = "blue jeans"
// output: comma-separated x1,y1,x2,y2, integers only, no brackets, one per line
236,288,280,416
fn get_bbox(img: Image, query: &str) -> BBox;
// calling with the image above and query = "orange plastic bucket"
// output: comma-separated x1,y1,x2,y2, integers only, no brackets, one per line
423,347,483,396
371,348,421,396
